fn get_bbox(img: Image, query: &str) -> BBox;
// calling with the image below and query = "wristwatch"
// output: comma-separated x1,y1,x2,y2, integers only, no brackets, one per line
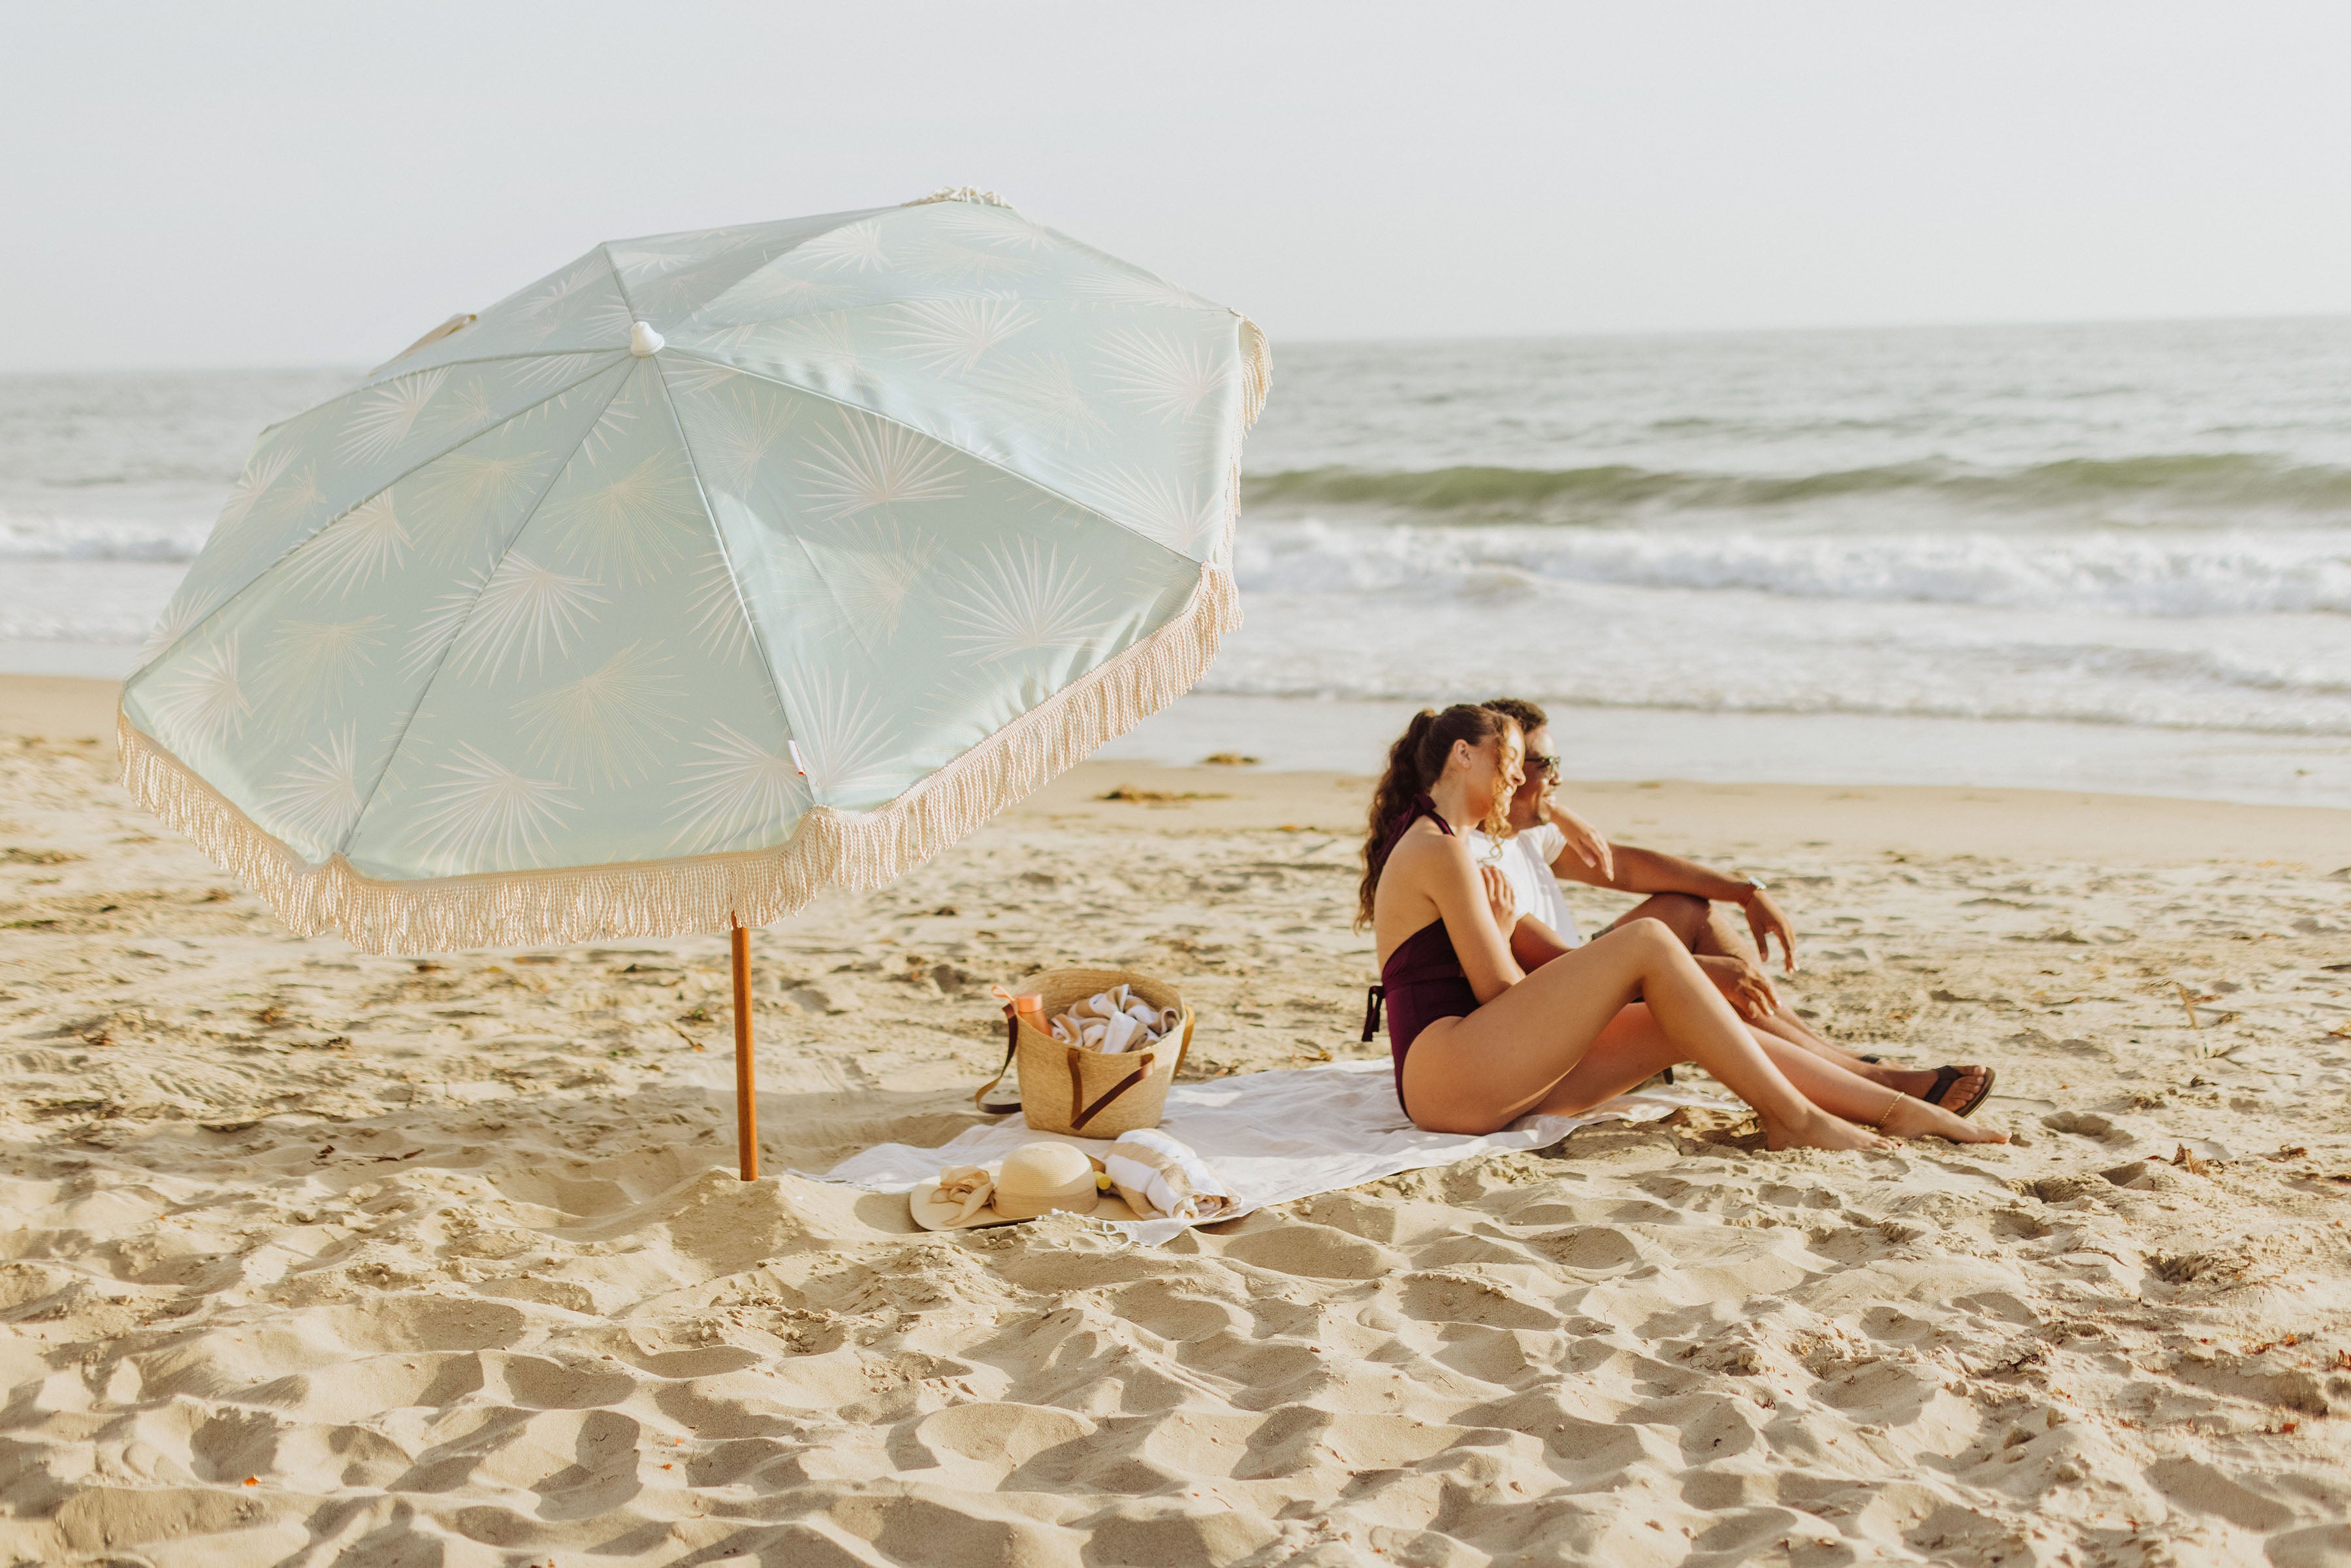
1738,876,1768,904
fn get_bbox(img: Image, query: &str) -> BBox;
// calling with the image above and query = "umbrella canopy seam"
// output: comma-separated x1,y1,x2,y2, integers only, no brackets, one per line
341,345,624,400
659,345,1241,570
606,206,894,326
330,368,639,859
594,237,640,323
672,269,1234,344
640,355,799,793
129,353,632,683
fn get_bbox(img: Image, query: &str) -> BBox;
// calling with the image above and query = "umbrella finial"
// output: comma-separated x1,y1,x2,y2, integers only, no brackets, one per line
906,186,1010,209
629,321,665,357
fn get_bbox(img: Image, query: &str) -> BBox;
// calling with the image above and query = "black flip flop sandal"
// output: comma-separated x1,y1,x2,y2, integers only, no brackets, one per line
1923,1064,1995,1119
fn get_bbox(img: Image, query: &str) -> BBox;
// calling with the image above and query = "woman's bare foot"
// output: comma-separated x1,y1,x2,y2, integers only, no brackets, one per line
1763,1106,1896,1153
1879,1096,2009,1144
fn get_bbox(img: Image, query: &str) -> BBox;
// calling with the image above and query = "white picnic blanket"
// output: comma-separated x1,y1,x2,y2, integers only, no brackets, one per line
812,1059,1725,1245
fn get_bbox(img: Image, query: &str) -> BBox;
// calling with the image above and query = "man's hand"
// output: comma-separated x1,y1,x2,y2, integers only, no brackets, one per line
1743,888,1799,973
1550,802,1614,881
1697,953,1780,1023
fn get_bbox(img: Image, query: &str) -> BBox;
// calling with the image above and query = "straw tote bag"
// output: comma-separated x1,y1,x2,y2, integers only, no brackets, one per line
975,968,1194,1138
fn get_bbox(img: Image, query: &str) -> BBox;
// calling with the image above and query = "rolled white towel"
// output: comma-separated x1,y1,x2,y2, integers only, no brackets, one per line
1102,1010,1144,1053
1102,1127,1234,1222
1049,985,1177,1055
1117,985,1180,1038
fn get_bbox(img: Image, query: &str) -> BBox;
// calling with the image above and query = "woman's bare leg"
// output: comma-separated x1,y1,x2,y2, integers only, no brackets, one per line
1746,1006,1891,1077
1531,1007,2007,1144
1519,1002,1686,1111
1619,894,1906,1077
1746,1008,1992,1112
1398,919,1892,1151
1678,904,1996,1112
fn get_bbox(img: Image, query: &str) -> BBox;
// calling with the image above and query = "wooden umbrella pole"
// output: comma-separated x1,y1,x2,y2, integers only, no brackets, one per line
731,920,758,1181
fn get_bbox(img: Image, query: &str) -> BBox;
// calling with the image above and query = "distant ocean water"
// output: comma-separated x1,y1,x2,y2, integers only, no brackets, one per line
6,320,2350,805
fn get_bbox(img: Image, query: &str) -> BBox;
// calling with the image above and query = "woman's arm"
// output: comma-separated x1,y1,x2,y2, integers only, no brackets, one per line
1398,831,1525,1002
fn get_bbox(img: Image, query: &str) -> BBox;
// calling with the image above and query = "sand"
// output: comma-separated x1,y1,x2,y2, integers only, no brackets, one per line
4,673,2351,1566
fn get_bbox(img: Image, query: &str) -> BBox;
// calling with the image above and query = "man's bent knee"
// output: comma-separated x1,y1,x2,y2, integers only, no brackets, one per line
1614,916,1682,952
1611,895,1706,948
1644,893,1709,946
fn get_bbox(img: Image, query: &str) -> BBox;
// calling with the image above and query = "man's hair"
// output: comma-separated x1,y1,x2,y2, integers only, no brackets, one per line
1481,696,1547,735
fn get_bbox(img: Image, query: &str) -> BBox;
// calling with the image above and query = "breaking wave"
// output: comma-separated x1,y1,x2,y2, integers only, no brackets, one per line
0,509,214,563
1233,519,2351,617
1243,455,2351,523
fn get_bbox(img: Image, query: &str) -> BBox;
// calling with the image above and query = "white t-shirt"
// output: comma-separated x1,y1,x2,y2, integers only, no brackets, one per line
1464,822,1582,947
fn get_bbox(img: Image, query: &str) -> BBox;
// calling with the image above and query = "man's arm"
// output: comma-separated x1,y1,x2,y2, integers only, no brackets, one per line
1545,799,1613,881
1548,836,1746,900
1509,913,1576,972
1543,809,1799,971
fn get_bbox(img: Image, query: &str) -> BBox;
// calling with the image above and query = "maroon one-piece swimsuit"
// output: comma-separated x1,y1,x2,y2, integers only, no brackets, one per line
1362,797,1479,1118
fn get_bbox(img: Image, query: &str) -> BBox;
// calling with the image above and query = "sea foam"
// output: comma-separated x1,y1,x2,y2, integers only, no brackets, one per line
1234,519,2351,618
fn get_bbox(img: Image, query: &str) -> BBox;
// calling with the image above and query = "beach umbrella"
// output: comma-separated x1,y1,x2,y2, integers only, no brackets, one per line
118,188,1268,1179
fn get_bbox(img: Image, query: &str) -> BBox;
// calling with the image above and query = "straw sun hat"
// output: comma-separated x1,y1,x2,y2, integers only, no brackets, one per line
910,1142,1112,1230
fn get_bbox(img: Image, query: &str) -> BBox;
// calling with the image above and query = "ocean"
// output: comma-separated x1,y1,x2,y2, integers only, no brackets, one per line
6,319,2349,806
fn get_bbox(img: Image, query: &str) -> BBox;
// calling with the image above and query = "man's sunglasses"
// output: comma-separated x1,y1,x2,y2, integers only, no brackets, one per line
1524,753,1561,780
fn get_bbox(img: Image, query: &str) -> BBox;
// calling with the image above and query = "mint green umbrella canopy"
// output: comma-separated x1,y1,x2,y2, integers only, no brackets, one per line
121,191,1268,954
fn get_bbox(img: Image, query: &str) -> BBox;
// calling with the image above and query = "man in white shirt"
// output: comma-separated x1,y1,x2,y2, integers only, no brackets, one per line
1469,697,1992,1117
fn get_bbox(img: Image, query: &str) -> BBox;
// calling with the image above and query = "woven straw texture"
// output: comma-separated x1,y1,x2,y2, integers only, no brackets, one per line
1010,968,1192,1138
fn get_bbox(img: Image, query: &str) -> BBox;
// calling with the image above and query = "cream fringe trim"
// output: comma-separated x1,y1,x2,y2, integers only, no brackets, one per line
1237,317,1271,430
119,564,1242,957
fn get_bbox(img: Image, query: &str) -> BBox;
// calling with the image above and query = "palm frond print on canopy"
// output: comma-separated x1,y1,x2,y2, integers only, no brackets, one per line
121,191,1270,953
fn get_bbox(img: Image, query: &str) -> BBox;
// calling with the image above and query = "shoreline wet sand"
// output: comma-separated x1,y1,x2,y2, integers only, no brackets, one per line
4,675,2350,1563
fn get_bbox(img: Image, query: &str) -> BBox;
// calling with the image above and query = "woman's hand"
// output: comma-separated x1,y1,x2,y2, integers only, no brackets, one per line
1697,953,1780,1023
1481,863,1518,934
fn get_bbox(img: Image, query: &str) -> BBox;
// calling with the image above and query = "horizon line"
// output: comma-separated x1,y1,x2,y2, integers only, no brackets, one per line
5,308,2348,378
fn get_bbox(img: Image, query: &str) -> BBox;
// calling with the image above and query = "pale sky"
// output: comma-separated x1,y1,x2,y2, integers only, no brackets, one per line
7,1,2350,370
